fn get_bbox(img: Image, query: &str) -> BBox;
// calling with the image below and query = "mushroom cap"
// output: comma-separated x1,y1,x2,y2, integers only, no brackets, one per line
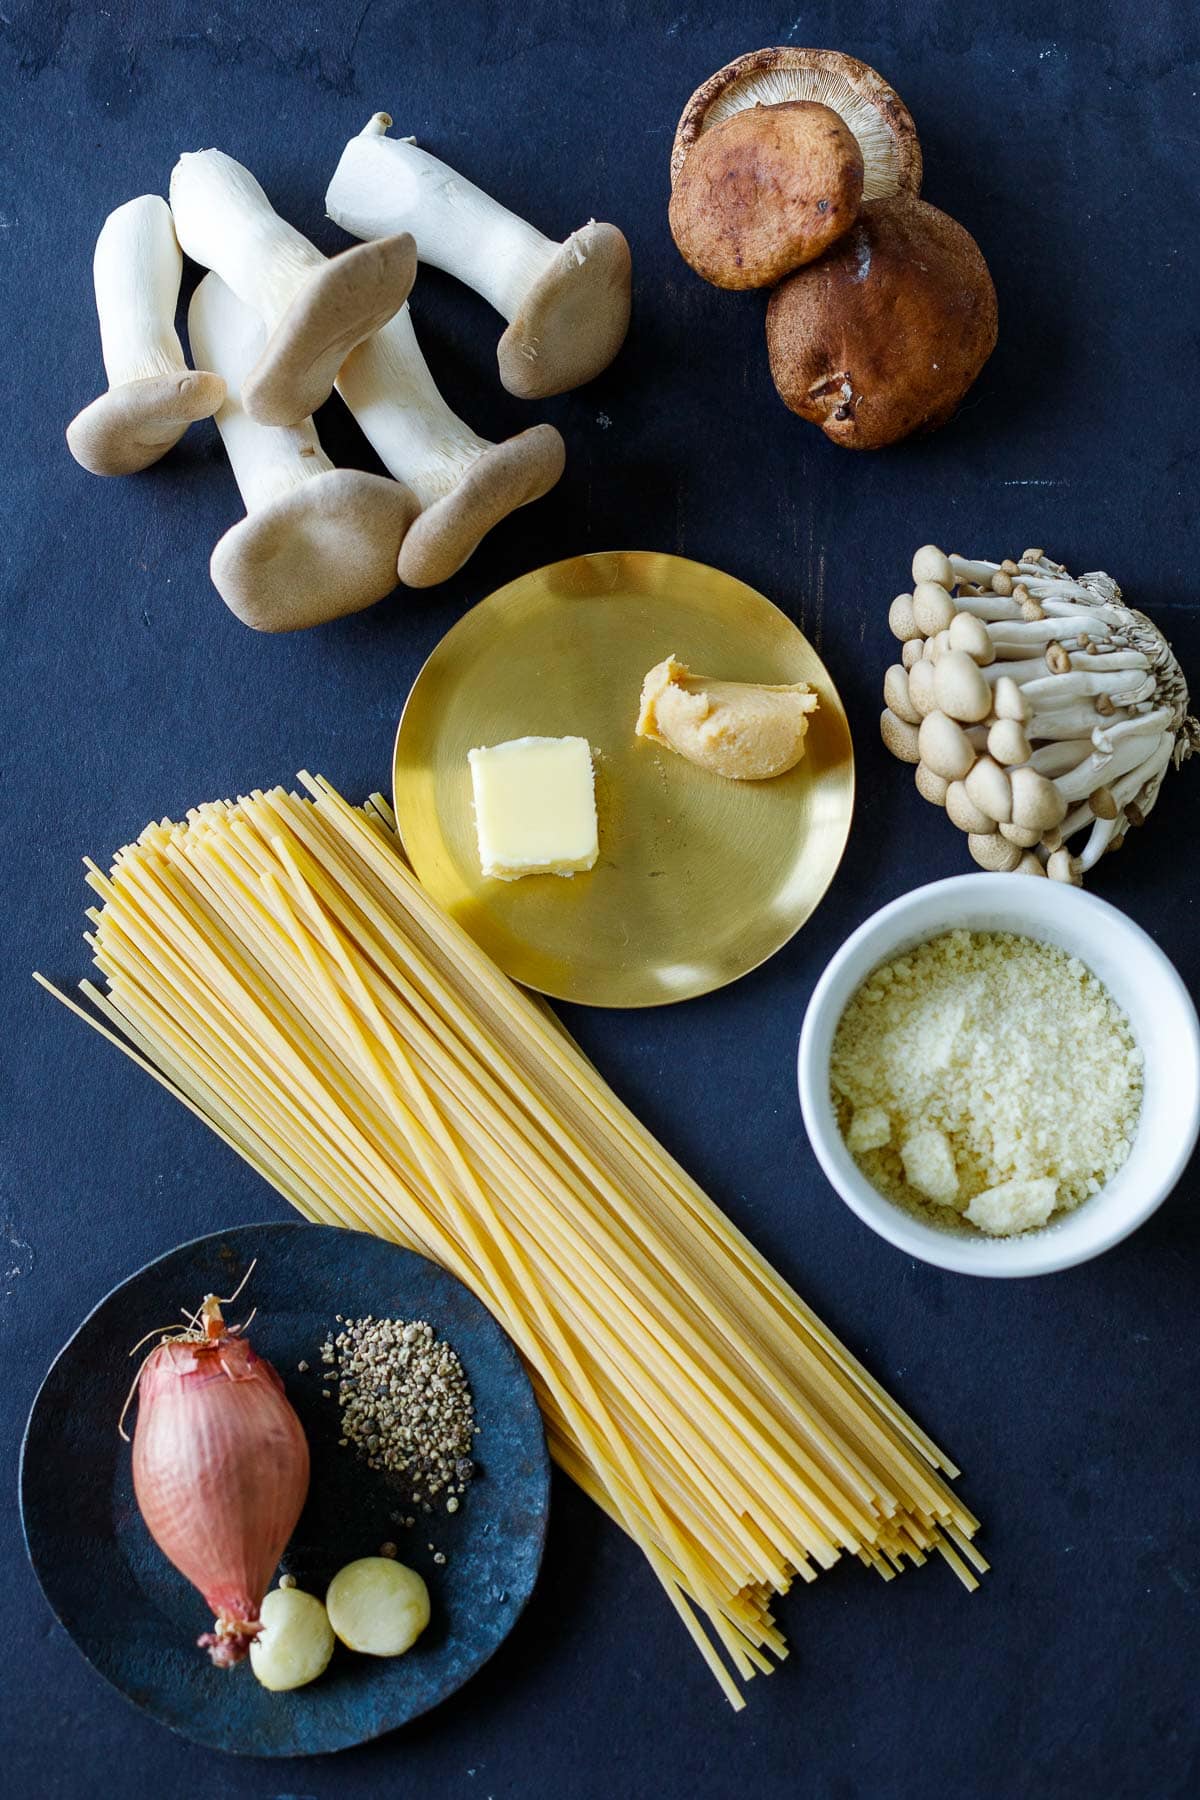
914,762,948,806
668,101,863,289
66,370,227,476
498,222,631,400
242,234,418,427
764,194,998,450
1009,765,1069,831
968,831,1022,873
210,468,419,631
397,425,565,588
918,711,977,782
671,46,922,202
880,707,920,763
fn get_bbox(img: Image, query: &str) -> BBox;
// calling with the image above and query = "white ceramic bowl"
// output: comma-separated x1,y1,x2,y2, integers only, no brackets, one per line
798,875,1200,1276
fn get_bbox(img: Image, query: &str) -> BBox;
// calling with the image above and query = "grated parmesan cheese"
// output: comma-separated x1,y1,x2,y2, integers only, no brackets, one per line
830,930,1143,1237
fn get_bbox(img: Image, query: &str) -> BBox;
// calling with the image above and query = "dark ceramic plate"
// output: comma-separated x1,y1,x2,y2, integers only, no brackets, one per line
20,1221,550,1756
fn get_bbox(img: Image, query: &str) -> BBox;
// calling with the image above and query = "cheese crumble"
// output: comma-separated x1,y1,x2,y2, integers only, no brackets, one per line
830,930,1142,1236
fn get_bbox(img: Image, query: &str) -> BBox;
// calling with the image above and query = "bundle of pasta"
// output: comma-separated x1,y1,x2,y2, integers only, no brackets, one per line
38,775,984,1705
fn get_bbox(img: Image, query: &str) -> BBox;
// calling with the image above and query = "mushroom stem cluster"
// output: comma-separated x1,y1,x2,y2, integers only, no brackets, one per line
325,114,631,399
881,545,1197,882
67,195,226,476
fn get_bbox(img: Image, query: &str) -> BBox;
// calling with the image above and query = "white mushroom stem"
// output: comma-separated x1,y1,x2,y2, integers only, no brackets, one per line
984,614,1118,646
1017,670,1157,708
1021,702,1122,740
1053,730,1169,803
1078,813,1123,871
336,309,494,510
189,275,334,508
171,150,326,330
1028,739,1095,778
94,194,191,384
1065,650,1150,673
1060,735,1174,843
327,115,567,324
1091,705,1173,754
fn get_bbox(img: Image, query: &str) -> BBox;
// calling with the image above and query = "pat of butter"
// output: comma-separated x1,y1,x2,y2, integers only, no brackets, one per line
468,736,599,881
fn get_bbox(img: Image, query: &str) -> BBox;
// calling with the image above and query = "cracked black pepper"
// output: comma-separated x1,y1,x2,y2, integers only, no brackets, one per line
321,1316,477,1509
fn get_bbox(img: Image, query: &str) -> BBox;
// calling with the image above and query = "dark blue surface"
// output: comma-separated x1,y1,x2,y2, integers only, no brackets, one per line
20,1222,550,1756
3,2,1199,1796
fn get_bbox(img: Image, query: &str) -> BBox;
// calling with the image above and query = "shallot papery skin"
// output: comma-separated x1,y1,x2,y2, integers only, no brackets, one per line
132,1327,310,1666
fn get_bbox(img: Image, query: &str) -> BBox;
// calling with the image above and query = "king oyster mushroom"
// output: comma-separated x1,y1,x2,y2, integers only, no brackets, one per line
67,195,225,476
671,47,922,201
636,657,819,780
335,305,565,588
326,115,631,400
766,195,998,448
170,149,416,428
881,544,1198,882
669,101,864,288
188,274,418,632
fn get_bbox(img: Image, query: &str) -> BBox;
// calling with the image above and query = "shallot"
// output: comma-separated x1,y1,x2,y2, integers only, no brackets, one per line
126,1277,310,1666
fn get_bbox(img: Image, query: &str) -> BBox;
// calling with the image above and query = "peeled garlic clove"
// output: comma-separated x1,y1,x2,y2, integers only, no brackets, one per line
917,711,977,781
987,717,1031,765
915,762,949,806
992,674,1029,722
947,611,995,665
934,650,992,722
883,664,920,726
911,544,953,589
964,756,1013,823
947,780,995,834
889,593,921,641
906,658,938,717
880,707,920,763
913,581,957,636
968,830,1022,871
250,1586,335,1691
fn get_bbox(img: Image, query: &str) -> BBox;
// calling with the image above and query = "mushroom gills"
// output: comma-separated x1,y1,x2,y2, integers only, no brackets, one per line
638,657,819,780
188,274,418,632
326,116,631,399
670,46,923,201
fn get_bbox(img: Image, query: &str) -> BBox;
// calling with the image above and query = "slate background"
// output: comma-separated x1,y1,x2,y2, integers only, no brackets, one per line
3,2,1198,1795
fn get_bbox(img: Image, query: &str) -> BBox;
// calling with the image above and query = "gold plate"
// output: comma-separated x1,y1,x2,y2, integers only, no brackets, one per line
392,551,855,1007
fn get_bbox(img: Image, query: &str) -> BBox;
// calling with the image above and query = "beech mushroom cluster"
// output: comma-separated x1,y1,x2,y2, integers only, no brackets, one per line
668,47,997,449
881,545,1199,881
66,127,629,627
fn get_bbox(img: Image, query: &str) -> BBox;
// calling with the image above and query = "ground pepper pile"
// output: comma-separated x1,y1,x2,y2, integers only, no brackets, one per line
321,1315,477,1512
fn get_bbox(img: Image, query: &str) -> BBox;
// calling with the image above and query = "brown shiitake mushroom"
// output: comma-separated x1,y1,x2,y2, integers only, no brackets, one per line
764,194,998,449
669,102,864,289
671,47,922,202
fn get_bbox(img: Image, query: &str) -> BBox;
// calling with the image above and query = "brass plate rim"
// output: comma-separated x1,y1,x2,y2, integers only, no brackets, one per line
392,550,855,1008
